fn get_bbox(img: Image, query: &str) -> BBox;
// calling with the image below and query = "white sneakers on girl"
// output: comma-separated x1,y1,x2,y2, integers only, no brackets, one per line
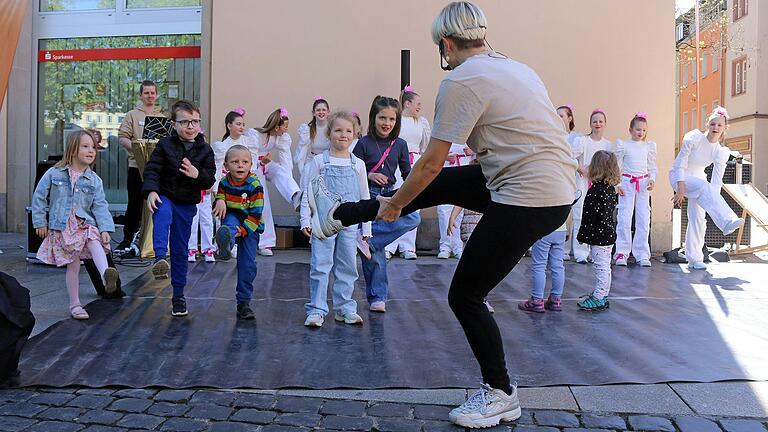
723,217,745,236
449,384,521,428
70,305,89,320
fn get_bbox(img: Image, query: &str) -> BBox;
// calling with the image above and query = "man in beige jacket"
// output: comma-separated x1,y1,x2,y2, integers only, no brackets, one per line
117,80,164,251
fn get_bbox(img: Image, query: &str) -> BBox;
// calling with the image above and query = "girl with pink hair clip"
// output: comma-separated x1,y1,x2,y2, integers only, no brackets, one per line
613,112,657,267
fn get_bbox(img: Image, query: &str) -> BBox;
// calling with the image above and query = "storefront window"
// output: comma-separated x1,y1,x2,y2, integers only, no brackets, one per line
37,34,201,203
40,0,116,12
127,0,200,8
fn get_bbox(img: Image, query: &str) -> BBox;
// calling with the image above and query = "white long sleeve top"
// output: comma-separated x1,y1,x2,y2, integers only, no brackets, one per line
299,153,372,237
245,128,294,173
614,139,658,180
294,123,330,167
444,143,475,168
399,116,431,154
670,129,731,190
571,135,613,167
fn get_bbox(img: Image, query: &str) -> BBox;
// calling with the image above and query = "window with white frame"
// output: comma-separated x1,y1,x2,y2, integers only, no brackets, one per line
692,59,697,82
712,48,719,72
683,112,689,134
702,53,708,78
701,105,707,128
733,0,748,21
692,108,698,129
733,56,747,96
683,63,688,87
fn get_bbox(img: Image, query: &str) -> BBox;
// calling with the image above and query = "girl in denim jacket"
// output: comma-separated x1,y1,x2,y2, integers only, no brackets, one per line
32,130,118,320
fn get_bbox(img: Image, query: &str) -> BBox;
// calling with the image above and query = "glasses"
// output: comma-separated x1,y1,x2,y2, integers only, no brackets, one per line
176,119,201,128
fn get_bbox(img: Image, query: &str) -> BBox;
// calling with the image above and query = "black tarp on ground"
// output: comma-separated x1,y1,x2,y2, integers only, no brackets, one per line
17,258,768,389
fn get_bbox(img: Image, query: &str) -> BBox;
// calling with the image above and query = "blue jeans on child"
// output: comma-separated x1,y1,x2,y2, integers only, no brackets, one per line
531,230,566,299
220,213,259,304
152,195,197,297
362,185,421,304
306,152,362,315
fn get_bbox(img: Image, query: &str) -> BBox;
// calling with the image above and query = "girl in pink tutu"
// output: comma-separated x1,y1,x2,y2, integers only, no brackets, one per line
32,130,119,320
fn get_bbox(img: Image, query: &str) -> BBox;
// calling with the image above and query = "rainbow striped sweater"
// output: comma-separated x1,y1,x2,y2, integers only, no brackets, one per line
215,173,264,237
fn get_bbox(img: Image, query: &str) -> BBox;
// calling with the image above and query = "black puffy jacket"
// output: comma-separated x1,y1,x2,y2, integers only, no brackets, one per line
142,133,216,204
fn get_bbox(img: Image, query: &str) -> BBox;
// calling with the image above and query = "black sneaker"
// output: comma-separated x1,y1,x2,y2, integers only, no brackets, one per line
116,239,132,251
171,296,188,317
237,303,255,320
216,226,232,261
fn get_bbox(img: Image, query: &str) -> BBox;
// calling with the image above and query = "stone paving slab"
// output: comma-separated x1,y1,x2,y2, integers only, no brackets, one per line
570,384,693,415
277,389,468,406
518,387,579,411
671,382,768,417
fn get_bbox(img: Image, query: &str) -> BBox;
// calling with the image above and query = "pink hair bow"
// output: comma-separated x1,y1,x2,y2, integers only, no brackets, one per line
566,104,574,111
592,108,605,114
233,107,246,116
280,107,289,118
635,111,648,119
403,85,414,93
351,111,359,117
314,96,324,102
714,106,729,118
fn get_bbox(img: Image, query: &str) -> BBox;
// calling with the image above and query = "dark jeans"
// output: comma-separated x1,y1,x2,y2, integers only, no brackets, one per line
335,164,570,392
123,167,143,243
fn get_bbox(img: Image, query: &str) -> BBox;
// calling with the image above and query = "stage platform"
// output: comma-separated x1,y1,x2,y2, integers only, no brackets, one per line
17,251,768,389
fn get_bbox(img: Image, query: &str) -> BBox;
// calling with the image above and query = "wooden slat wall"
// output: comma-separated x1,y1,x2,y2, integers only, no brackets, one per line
0,0,27,107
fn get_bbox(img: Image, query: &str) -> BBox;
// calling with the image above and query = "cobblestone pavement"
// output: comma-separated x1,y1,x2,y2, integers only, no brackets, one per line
1,387,767,432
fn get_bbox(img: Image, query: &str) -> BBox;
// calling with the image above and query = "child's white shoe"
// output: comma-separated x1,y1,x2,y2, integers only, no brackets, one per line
304,314,324,328
449,384,521,428
187,249,197,262
639,259,652,267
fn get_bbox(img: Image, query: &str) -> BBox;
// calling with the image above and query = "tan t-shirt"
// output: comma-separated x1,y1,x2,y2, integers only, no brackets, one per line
118,105,164,168
431,52,577,207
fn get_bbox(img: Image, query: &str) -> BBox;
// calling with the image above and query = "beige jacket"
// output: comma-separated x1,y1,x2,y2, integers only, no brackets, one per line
118,105,164,167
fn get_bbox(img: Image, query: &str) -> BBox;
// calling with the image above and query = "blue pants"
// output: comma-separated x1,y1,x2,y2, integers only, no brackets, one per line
530,230,566,299
221,213,259,303
152,195,197,297
305,227,358,316
362,186,421,304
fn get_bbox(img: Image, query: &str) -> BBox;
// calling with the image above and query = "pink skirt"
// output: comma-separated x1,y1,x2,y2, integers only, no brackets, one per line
37,213,109,267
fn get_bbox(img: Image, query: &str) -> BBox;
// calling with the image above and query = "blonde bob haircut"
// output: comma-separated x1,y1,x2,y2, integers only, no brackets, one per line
55,129,97,168
431,1,488,46
325,110,359,139
588,150,621,186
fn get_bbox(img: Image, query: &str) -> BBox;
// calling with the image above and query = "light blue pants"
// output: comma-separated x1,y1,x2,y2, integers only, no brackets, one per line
530,230,566,299
305,227,358,316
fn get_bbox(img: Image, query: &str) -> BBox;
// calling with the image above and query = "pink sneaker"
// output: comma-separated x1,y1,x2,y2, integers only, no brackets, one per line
518,297,545,313
357,235,371,260
544,295,562,311
203,249,215,263
187,249,197,262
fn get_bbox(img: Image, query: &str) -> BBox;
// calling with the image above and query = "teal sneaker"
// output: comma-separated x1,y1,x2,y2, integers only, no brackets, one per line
577,294,609,312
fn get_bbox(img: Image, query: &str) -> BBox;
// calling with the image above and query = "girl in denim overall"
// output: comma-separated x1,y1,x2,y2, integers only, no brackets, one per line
31,130,119,320
301,111,371,327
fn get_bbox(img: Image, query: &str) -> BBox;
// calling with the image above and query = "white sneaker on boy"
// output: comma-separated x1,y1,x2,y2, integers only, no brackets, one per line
449,384,521,428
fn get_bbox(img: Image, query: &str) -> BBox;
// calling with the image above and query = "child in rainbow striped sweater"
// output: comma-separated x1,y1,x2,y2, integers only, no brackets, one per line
213,144,264,320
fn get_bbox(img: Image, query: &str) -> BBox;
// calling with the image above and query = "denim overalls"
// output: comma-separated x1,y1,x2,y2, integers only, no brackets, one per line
305,151,361,316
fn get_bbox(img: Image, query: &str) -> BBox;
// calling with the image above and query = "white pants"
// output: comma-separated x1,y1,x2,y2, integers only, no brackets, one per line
615,175,651,261
188,191,214,251
591,245,613,299
255,168,277,249
571,175,591,260
437,204,463,254
262,161,301,207
676,175,740,263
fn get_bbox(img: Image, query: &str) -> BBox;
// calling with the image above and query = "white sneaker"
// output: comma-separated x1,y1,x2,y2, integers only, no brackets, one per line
203,249,215,263
575,257,589,264
437,250,451,259
401,251,417,260
187,250,197,262
258,248,274,256
357,235,372,260
453,250,462,259
449,384,521,428
385,251,393,260
304,314,324,328
615,255,628,266
723,217,745,236
307,175,343,240
369,301,386,313
334,312,363,325
231,244,238,258
639,259,652,267
688,261,707,270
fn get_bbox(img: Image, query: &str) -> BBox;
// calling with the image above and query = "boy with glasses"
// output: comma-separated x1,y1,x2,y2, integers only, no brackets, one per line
143,100,216,317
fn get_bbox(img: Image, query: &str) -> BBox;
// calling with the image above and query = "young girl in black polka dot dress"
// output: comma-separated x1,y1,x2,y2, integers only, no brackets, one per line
576,150,620,312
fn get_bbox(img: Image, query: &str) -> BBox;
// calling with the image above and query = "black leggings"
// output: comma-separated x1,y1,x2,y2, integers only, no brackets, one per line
335,165,570,392
123,167,143,242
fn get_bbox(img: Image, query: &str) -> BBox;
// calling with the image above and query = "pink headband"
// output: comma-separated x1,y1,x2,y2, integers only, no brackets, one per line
403,85,414,93
280,107,289,118
565,104,574,111
232,107,245,117
314,96,324,102
713,106,729,118
592,108,605,114
635,111,648,119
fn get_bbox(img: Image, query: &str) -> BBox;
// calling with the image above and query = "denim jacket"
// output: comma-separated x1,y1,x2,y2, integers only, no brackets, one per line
31,166,115,233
